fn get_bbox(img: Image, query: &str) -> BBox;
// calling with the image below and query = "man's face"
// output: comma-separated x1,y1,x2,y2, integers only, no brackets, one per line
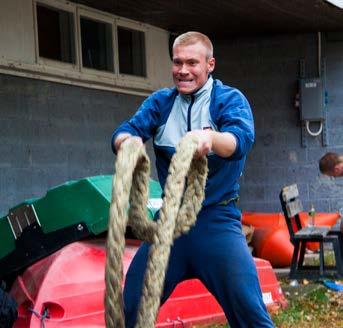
331,163,343,177
172,42,215,94
324,163,343,177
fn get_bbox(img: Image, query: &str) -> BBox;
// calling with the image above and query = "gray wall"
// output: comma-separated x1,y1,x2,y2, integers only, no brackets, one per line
0,74,147,216
214,33,343,212
1,32,343,216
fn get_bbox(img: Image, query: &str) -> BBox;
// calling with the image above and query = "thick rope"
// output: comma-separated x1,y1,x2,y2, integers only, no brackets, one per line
105,134,208,328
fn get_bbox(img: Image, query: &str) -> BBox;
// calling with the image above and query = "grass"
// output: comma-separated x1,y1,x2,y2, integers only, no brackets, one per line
271,281,343,327
194,279,343,328
304,249,336,266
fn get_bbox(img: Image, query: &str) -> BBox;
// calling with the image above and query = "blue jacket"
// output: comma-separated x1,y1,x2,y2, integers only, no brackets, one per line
112,78,254,207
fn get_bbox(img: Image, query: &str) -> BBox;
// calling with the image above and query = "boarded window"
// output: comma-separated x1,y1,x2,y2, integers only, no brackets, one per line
36,4,75,63
80,17,114,72
118,27,146,77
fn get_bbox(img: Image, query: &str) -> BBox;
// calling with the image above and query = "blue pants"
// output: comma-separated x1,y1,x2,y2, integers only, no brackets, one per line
124,204,274,328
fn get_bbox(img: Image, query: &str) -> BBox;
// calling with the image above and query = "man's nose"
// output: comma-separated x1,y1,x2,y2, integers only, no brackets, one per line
179,64,189,74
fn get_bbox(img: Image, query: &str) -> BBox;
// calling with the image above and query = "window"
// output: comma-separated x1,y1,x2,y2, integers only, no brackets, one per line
118,27,146,77
80,17,114,72
36,3,75,63
30,1,159,93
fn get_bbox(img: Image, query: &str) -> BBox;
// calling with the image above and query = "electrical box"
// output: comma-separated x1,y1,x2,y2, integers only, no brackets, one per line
300,78,324,121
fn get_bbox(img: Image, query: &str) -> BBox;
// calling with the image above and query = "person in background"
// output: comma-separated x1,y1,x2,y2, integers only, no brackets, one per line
319,152,343,177
112,31,274,328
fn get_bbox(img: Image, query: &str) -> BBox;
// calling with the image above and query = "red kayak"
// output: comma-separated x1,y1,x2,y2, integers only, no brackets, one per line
11,239,287,327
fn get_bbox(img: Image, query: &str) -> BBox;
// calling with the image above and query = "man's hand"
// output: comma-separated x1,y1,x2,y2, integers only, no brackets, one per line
186,129,237,158
114,133,143,152
186,130,213,158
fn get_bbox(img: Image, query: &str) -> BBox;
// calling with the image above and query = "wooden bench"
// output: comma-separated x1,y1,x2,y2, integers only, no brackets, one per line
279,184,343,279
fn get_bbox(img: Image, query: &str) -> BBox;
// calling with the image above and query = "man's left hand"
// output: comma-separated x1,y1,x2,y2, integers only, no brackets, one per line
186,130,213,158
186,130,237,158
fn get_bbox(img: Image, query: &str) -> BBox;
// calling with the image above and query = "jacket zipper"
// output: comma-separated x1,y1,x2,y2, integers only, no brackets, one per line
187,95,195,131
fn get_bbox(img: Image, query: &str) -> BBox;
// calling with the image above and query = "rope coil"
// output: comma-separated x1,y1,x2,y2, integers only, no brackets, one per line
105,135,208,328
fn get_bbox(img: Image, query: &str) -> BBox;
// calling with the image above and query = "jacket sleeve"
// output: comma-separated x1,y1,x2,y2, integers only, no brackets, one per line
216,88,255,160
111,92,161,153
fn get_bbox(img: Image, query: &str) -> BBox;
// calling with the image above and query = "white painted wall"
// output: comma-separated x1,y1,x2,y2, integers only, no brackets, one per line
0,0,36,64
147,27,173,90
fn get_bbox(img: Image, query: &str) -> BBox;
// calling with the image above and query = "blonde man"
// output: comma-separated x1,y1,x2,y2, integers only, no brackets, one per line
112,31,274,328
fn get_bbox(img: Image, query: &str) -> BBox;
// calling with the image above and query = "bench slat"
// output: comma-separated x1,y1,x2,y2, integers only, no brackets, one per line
282,184,299,202
286,199,303,217
295,226,330,238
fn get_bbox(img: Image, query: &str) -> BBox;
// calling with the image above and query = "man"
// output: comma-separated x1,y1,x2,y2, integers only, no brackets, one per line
112,31,274,328
319,152,343,177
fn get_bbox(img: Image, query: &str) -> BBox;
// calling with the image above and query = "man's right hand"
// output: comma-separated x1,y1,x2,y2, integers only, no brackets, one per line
114,133,143,152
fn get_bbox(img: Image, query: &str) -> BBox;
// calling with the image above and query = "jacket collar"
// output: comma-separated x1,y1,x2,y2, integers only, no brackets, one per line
180,76,213,101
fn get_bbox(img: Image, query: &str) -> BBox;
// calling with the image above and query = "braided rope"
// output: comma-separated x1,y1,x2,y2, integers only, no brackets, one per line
105,134,208,328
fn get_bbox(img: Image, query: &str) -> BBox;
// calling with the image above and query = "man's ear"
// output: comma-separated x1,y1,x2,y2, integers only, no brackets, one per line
208,57,215,73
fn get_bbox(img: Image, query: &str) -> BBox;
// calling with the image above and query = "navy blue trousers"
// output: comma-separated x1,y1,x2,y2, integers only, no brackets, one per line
124,204,274,328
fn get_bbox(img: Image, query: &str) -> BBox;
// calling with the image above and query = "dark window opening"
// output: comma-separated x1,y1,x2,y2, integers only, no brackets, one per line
80,17,114,72
118,27,146,77
36,4,75,63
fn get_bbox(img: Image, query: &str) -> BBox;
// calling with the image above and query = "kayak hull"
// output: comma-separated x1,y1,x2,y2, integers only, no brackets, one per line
11,239,287,327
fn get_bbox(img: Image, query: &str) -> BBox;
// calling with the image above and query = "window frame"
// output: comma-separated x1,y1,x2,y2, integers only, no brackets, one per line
33,0,79,70
31,0,155,93
77,7,116,80
116,17,149,85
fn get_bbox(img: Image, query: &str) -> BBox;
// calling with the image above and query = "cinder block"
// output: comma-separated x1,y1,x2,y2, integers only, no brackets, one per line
1,168,34,194
240,201,277,212
309,182,342,200
0,144,31,168
301,199,331,213
240,184,265,201
329,199,343,213
30,144,68,167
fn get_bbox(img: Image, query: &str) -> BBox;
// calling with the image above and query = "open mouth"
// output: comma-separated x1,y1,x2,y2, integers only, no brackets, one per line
177,79,194,84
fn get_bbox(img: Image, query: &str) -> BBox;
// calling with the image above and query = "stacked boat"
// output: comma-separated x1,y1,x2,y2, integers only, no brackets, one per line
1,175,288,327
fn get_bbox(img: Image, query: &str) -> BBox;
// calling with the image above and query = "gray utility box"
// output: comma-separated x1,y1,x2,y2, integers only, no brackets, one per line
300,78,324,121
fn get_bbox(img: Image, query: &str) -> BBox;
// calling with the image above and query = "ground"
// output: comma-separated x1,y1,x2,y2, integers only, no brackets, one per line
271,279,343,327
196,279,343,328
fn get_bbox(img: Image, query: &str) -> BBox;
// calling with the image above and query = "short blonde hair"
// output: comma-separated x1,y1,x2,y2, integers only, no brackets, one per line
173,31,213,59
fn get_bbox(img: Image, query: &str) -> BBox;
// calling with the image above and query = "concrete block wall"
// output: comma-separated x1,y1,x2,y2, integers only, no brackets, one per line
214,33,343,213
0,74,147,216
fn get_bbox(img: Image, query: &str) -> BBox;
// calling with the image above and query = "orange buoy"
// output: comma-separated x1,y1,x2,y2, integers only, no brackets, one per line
242,211,340,266
251,226,293,268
